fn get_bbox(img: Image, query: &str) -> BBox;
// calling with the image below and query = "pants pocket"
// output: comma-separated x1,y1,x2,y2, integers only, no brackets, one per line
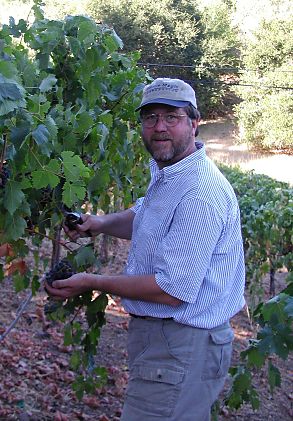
201,327,234,380
125,364,185,417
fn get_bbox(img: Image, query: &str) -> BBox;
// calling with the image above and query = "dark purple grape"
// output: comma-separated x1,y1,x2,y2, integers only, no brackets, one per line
44,299,62,315
0,165,10,188
45,259,75,287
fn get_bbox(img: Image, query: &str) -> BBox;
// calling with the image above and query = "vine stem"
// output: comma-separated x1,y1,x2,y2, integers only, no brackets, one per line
0,133,7,171
0,274,46,342
25,227,75,252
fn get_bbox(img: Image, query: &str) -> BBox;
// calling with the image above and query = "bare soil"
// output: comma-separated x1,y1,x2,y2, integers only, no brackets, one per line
0,119,292,420
200,117,293,186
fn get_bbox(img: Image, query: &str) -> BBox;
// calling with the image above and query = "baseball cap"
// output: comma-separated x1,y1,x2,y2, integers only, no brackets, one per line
135,78,197,111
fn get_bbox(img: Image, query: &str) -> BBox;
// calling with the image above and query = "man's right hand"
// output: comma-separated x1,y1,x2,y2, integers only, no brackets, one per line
64,209,135,241
63,214,105,240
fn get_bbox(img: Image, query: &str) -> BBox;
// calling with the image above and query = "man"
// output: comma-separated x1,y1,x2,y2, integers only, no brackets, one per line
46,78,246,421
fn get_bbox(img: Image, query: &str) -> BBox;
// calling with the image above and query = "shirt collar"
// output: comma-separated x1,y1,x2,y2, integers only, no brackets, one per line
150,141,206,181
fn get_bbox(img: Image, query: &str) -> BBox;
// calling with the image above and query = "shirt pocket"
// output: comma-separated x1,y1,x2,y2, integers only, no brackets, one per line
125,364,185,417
201,327,234,380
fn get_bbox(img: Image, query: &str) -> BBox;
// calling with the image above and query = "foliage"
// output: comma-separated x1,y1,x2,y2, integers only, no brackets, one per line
220,164,293,305
195,0,241,113
234,16,293,151
85,0,241,117
0,0,148,397
226,281,293,411
218,164,293,412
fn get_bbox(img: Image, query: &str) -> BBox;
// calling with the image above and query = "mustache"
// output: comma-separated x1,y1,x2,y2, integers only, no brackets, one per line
151,134,172,141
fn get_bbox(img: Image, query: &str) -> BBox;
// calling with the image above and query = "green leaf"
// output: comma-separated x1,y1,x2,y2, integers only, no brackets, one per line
4,181,25,215
39,75,57,92
77,20,97,43
13,274,29,292
103,31,123,53
246,347,266,368
87,293,108,314
88,165,110,193
64,325,73,346
0,97,26,116
268,361,281,394
31,159,60,189
74,245,96,268
32,124,51,156
32,124,49,144
31,276,40,296
31,169,59,189
61,151,90,182
0,82,23,101
0,76,26,115
284,296,293,317
74,111,94,134
62,181,86,207
0,60,18,79
20,178,32,189
4,215,27,240
70,350,81,371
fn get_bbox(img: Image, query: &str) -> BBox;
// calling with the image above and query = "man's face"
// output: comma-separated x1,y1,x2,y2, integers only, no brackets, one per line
140,105,198,168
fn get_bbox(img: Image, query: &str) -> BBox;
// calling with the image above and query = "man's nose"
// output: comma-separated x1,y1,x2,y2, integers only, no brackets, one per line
154,115,168,130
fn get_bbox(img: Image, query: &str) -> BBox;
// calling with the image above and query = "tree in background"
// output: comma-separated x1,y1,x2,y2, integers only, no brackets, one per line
234,14,293,151
85,0,241,117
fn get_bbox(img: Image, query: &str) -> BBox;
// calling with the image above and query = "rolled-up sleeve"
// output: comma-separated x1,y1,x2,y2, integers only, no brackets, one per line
131,197,145,214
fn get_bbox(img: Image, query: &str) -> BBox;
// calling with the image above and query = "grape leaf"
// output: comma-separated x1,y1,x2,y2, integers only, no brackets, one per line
268,361,281,394
4,215,27,240
0,82,23,100
39,75,57,92
4,181,25,215
31,169,59,189
74,245,96,268
32,124,51,156
61,151,90,182
62,181,86,207
31,159,60,188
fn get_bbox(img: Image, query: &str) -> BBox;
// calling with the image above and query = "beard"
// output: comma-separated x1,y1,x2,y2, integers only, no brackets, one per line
142,132,194,164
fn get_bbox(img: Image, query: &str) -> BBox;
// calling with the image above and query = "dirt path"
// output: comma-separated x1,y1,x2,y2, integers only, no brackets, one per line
1,239,292,421
200,118,293,186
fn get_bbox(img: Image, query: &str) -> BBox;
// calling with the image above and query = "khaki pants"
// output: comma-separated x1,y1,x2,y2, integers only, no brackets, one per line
121,317,234,421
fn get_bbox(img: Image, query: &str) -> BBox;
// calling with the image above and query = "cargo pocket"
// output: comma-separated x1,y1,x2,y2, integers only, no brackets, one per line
125,364,185,417
201,328,234,380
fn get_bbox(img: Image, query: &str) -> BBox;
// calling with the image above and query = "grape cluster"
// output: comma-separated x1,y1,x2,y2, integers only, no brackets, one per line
0,165,10,188
45,259,75,286
44,299,62,315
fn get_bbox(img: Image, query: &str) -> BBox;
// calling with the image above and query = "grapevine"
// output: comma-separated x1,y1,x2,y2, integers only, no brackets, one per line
0,0,148,398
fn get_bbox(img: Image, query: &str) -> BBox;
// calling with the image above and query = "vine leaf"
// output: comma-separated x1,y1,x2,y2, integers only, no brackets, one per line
74,245,97,268
4,181,25,215
32,159,60,189
32,124,51,156
39,75,57,93
61,151,90,182
0,75,26,116
5,258,27,277
268,361,281,394
62,181,86,207
4,215,27,240
0,243,14,258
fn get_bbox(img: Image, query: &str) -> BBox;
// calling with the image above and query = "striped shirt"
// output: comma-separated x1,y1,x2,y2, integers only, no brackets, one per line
122,141,246,328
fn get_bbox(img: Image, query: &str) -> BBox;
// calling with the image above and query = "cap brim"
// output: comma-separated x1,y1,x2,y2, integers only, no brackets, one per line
135,98,191,111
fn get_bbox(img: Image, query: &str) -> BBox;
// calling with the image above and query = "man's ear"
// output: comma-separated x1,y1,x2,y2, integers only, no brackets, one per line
191,119,199,137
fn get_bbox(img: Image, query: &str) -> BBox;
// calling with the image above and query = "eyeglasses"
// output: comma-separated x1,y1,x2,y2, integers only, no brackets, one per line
140,113,189,128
